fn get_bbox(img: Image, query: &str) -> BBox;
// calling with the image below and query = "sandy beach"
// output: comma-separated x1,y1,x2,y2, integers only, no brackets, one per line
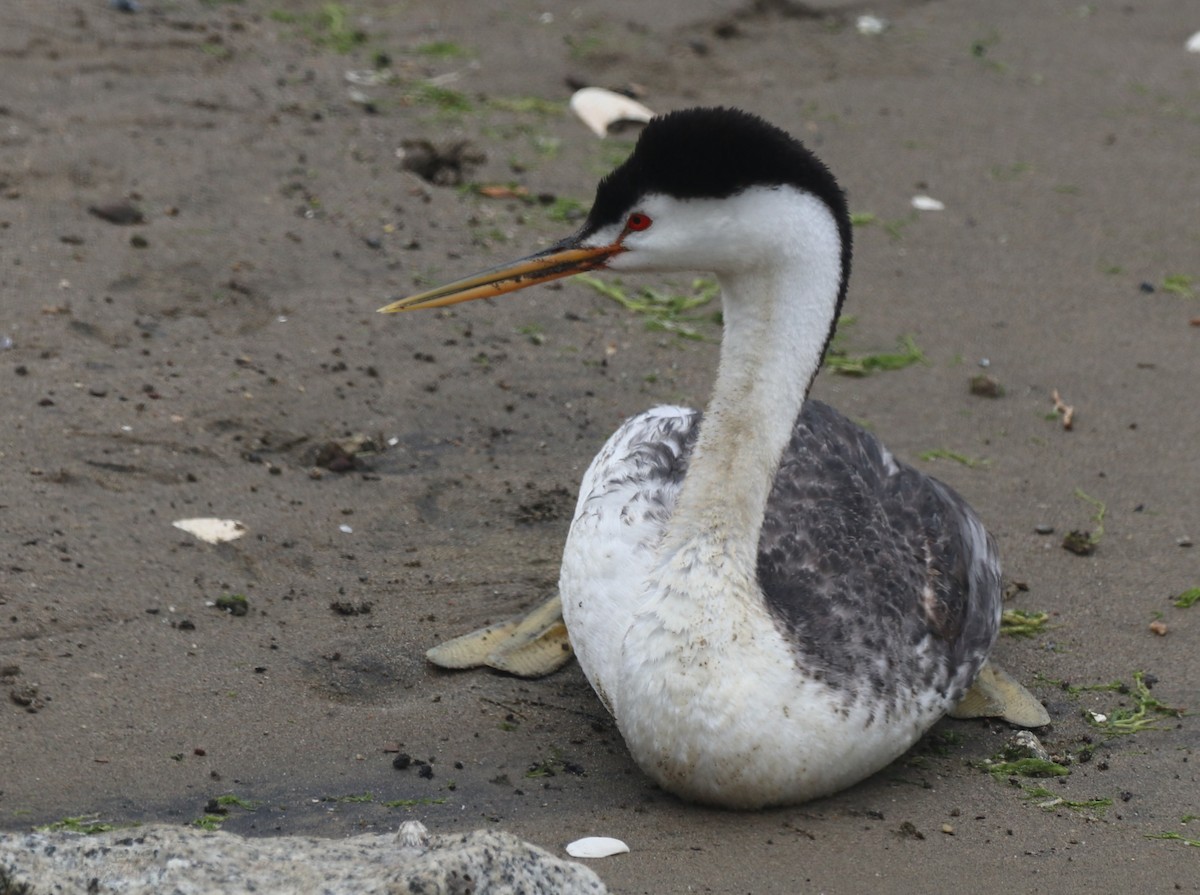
1,1,1197,891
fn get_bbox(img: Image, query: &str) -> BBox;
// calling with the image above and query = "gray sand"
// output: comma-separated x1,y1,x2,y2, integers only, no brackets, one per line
1,1,1197,893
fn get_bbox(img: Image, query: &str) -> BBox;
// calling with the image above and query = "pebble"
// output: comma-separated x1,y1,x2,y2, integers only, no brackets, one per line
88,200,145,225
0,821,608,894
1034,524,1055,535
1006,730,1051,763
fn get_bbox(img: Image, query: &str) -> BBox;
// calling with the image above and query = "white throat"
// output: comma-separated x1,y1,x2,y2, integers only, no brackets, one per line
655,187,845,584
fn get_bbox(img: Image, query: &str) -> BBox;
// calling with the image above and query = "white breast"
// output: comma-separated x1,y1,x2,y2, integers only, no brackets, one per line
559,404,955,808
559,405,697,712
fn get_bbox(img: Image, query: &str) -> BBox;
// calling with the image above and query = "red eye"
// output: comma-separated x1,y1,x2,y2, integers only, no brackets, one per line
625,212,652,232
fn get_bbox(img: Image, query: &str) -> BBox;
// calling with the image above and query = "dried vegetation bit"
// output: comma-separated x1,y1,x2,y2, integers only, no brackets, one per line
1051,388,1074,429
1173,587,1200,609
1086,671,1184,735
824,334,925,377
1024,787,1114,814
1000,609,1051,637
987,757,1069,779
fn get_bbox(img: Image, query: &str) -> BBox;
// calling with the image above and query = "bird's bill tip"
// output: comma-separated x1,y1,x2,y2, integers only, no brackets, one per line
377,242,622,314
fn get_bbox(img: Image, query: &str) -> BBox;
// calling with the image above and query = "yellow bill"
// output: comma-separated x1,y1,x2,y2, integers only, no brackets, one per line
378,239,623,313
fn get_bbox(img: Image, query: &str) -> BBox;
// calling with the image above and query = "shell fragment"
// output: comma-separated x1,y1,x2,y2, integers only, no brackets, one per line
172,518,246,544
911,195,946,211
569,88,654,138
856,15,888,35
565,836,629,859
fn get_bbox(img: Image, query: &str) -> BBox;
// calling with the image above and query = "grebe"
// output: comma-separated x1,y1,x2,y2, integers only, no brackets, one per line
381,108,1046,808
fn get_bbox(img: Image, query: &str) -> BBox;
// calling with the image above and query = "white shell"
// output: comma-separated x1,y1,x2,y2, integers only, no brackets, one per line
569,88,654,138
911,194,945,211
172,518,246,544
565,836,629,858
856,15,888,35
1187,31,1200,53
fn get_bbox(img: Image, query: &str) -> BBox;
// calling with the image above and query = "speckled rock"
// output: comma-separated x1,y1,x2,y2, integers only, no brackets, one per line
0,821,608,894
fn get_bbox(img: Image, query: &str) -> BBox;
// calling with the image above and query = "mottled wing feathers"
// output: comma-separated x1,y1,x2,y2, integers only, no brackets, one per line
577,406,700,526
755,400,1000,711
575,400,1000,718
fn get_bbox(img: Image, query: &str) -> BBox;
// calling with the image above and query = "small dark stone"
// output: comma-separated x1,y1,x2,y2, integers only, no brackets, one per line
392,752,412,770
1034,524,1055,535
969,374,1004,398
329,600,372,616
418,764,434,779
88,201,145,226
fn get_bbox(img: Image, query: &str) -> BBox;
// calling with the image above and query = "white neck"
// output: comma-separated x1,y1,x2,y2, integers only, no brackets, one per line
654,190,845,592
